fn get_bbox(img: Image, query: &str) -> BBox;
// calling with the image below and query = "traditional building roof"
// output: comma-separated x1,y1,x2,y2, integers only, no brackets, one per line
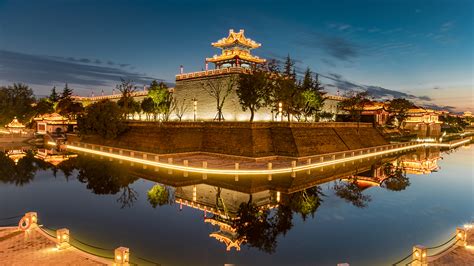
211,29,261,49
6,117,26,128
34,113,68,121
206,29,266,66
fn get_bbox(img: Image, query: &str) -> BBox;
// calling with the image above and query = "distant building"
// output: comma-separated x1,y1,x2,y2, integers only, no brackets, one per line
33,113,77,134
5,117,26,134
402,107,442,138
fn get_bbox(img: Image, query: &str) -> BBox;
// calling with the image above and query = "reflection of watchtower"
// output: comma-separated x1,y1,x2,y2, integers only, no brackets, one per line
206,29,266,69
204,217,245,251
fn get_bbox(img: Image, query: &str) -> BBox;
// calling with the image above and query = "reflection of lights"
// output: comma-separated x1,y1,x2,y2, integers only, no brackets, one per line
47,138,471,176
276,191,280,202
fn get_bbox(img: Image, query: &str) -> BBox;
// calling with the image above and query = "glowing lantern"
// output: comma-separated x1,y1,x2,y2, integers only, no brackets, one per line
115,247,130,265
56,228,70,249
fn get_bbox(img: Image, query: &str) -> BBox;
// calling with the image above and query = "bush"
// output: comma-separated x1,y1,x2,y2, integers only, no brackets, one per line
77,100,127,139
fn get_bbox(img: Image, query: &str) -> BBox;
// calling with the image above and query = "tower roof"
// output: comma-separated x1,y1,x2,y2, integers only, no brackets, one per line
212,29,261,49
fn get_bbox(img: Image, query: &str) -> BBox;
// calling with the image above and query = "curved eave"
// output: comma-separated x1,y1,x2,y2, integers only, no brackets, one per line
206,55,266,64
212,40,261,49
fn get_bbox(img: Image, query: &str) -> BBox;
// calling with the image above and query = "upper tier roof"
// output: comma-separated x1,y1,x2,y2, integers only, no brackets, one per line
212,29,261,49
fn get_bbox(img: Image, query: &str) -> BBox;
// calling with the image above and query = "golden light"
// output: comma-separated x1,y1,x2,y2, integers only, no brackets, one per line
56,228,70,250
48,137,470,176
114,247,129,265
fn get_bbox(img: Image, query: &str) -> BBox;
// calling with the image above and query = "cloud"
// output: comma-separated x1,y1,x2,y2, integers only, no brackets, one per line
440,21,454,32
297,32,359,62
0,50,159,89
319,72,432,102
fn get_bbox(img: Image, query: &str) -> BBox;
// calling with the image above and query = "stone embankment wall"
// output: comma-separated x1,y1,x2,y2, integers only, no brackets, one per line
73,122,388,158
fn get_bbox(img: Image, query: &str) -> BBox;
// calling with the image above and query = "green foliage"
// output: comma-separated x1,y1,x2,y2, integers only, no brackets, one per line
237,69,271,121
141,97,156,120
300,69,326,121
148,80,174,120
116,78,137,116
77,100,128,139
440,115,469,132
285,186,324,220
147,184,172,208
0,83,36,125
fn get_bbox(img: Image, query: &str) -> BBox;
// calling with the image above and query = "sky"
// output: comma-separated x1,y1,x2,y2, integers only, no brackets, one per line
0,0,472,112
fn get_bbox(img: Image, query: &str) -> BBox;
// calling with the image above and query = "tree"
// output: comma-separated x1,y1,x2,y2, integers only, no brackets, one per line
283,54,295,79
174,98,189,121
141,97,155,120
61,83,73,100
237,69,270,121
338,90,371,131
0,83,36,125
201,75,237,121
284,186,324,220
34,98,54,115
116,78,137,117
49,86,59,103
56,98,84,119
388,98,413,128
77,100,128,139
148,80,173,121
300,69,326,121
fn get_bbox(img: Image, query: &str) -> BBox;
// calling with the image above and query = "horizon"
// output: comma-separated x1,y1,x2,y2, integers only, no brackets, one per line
0,0,472,112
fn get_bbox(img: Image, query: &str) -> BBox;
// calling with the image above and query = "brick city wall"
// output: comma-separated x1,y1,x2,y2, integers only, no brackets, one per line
75,122,388,158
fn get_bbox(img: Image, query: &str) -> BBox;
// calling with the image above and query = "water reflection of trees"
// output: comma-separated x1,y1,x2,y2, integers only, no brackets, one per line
234,187,324,254
73,157,139,208
147,184,174,208
0,151,50,186
333,179,372,208
381,162,410,191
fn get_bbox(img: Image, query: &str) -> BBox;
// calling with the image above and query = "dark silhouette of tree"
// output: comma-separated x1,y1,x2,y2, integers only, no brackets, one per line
338,90,371,132
0,151,49,186
49,86,60,103
140,97,155,121
285,186,325,220
381,162,411,191
333,178,372,208
77,100,127,139
388,98,414,128
61,83,73,100
300,68,326,122
34,98,54,115
237,68,271,121
0,83,36,125
116,78,137,117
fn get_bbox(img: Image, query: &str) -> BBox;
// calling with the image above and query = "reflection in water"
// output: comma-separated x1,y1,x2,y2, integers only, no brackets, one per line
0,145,450,254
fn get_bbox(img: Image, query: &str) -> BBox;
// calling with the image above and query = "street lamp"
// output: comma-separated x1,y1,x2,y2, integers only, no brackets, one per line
278,102,283,122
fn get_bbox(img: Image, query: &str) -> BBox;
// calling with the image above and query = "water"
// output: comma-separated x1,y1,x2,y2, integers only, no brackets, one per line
0,145,473,265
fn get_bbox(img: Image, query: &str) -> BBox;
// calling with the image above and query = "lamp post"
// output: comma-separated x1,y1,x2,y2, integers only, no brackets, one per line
278,102,283,122
192,98,198,122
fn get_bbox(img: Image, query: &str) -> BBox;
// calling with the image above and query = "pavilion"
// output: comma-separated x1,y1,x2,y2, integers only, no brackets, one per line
5,117,26,134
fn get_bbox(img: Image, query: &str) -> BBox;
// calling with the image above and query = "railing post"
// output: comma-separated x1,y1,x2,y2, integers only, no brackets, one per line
456,227,468,247
202,161,207,179
18,212,37,231
168,158,173,175
307,159,311,175
115,247,130,266
267,162,272,181
412,245,427,266
291,161,296,178
56,228,70,250
235,163,239,181
183,160,188,177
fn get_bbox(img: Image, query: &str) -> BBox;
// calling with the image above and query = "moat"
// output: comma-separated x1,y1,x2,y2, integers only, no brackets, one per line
0,143,472,265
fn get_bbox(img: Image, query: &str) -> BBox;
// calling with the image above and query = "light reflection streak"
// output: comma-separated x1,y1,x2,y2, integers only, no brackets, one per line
47,138,470,176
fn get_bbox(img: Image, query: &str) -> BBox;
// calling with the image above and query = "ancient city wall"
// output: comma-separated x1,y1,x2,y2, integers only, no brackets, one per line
74,122,388,158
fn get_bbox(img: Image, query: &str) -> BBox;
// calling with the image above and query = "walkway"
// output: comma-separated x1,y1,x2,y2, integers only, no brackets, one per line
430,228,474,265
0,227,108,265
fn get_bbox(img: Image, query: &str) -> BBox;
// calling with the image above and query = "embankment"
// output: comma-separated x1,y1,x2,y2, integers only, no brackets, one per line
71,122,388,158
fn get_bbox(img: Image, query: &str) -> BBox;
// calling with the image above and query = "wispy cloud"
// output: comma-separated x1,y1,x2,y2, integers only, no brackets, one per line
0,50,160,89
297,32,360,61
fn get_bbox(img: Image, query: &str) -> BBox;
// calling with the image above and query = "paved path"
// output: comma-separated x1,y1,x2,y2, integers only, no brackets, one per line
0,227,109,265
430,228,474,265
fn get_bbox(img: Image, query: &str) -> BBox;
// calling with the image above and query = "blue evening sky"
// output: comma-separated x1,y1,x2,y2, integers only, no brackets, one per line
0,0,472,111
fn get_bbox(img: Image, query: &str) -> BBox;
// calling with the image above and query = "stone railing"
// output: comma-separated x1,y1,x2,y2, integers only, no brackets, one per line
176,67,252,80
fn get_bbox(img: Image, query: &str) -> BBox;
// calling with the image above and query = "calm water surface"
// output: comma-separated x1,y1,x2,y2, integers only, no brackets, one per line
0,144,473,265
